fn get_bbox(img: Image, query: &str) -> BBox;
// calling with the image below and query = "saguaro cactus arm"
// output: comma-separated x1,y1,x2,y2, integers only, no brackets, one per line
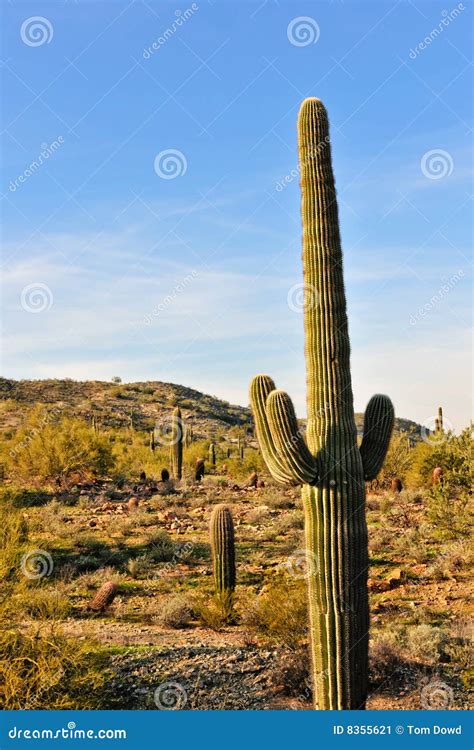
266,389,319,485
359,394,395,480
249,374,297,484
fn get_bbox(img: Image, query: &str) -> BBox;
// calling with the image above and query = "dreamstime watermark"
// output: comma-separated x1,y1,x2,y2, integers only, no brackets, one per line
275,137,330,192
20,16,53,46
9,137,65,192
143,5,199,58
285,549,319,579
154,149,187,179
20,282,54,313
420,415,454,445
409,269,464,326
153,681,188,709
21,549,54,580
9,724,126,740
420,678,454,709
409,4,465,59
421,149,454,180
155,415,185,448
287,282,319,313
144,270,197,324
287,17,320,47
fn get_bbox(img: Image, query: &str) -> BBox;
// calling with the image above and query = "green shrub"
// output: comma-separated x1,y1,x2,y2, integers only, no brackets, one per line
5,408,113,488
243,574,307,649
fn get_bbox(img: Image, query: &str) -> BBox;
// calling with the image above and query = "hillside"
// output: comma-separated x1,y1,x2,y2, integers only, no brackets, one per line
0,378,423,440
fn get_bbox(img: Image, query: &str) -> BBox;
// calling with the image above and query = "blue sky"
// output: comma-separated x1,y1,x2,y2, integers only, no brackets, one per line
1,0,472,432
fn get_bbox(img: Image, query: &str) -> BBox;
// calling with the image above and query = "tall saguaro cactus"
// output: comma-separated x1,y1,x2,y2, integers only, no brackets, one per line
250,99,394,710
169,406,183,480
209,504,236,613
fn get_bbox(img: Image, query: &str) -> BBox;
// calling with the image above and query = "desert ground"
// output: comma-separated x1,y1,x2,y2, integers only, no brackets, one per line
0,378,472,711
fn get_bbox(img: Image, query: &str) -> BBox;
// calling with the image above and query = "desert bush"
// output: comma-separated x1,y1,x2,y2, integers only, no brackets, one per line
0,500,28,579
407,624,447,663
194,594,228,631
160,594,192,628
5,408,113,488
12,586,72,620
146,530,174,562
242,574,307,649
369,637,404,686
0,628,108,708
427,541,472,580
377,433,414,489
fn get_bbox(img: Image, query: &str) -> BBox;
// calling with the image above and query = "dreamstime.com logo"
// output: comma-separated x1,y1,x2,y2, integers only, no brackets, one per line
409,269,464,326
143,270,197,325
20,16,53,46
21,549,54,580
154,149,187,179
143,4,199,58
9,137,65,192
408,4,465,59
154,681,188,709
285,549,319,579
287,282,319,313
8,722,126,741
287,17,320,47
421,149,454,180
21,282,54,313
420,679,454,709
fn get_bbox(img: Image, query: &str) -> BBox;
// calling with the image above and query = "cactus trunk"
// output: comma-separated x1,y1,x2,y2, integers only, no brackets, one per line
250,99,394,710
209,504,236,614
169,407,183,480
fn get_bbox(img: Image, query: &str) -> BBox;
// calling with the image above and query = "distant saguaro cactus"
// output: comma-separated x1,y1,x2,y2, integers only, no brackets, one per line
210,504,236,613
437,406,444,433
88,582,117,612
209,442,216,467
150,430,156,452
185,423,193,447
161,468,170,482
169,407,183,480
195,459,205,482
249,99,394,710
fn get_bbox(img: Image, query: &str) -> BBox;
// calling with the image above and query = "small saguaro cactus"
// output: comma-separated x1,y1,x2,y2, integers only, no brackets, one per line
185,423,193,447
161,468,170,482
249,99,394,710
195,459,205,482
169,406,183,480
209,442,216,467
150,430,156,452
209,504,236,613
437,406,444,433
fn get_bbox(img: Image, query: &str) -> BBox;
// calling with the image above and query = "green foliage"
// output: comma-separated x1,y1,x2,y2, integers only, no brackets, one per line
0,628,109,709
0,498,28,579
4,408,113,488
243,574,308,649
377,433,414,488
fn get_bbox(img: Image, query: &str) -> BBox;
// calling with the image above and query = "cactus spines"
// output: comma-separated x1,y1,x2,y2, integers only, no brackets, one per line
209,504,236,611
195,459,205,482
169,407,183,480
209,442,216,467
249,98,394,710
88,582,117,612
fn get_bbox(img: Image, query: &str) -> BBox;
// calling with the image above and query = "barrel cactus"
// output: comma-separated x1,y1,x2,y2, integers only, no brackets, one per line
169,406,183,480
209,504,236,614
88,581,117,612
249,98,394,710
